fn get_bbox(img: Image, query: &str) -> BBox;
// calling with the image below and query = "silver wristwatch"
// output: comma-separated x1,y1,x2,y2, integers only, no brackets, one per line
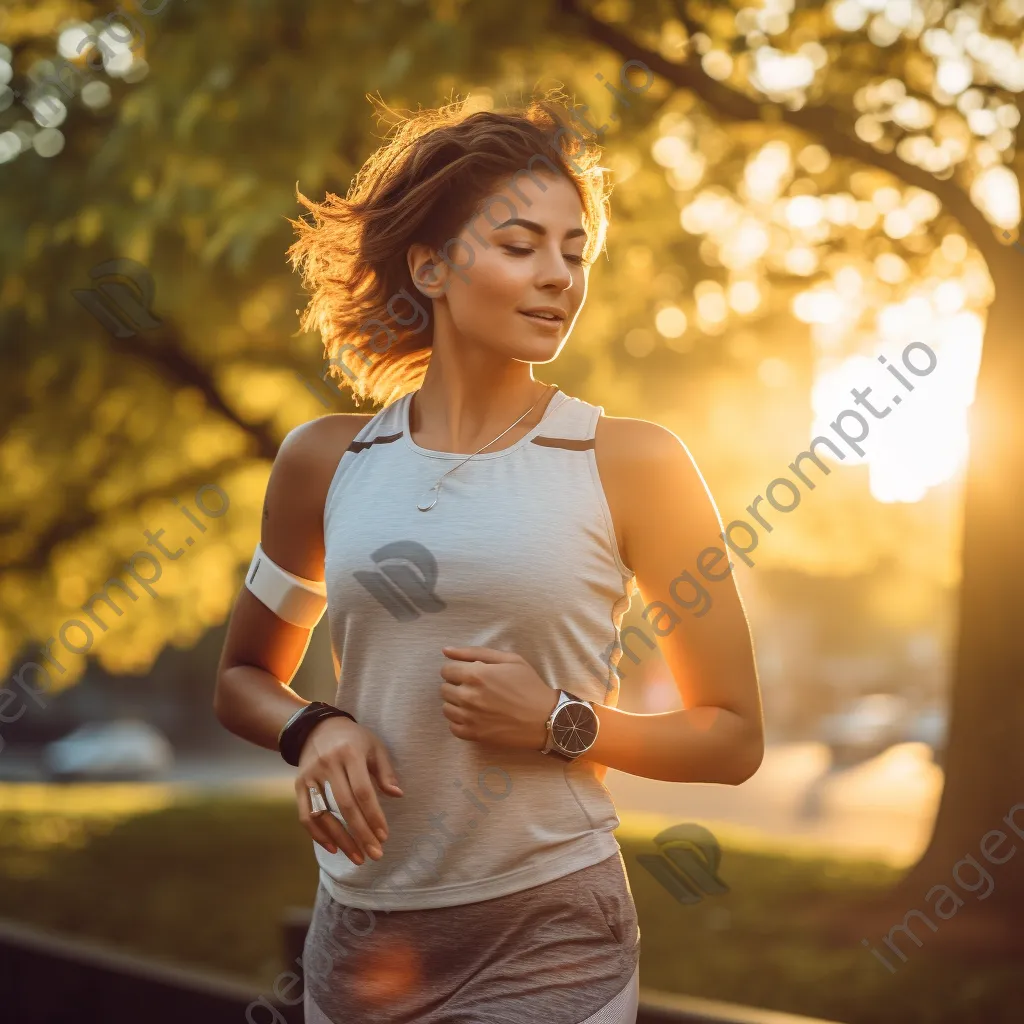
541,690,600,761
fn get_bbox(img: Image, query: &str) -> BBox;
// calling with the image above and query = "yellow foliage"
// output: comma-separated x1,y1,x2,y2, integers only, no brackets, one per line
76,208,103,247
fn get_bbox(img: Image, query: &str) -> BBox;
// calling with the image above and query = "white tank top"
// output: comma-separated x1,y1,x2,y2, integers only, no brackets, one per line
316,388,637,910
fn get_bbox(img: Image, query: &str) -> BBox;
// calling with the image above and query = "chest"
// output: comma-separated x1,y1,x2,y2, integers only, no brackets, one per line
323,450,621,627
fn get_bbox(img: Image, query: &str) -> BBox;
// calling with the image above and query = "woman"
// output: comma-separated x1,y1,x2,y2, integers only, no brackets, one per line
214,95,764,1024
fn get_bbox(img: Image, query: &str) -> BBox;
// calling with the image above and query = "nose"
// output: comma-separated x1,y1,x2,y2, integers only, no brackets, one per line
535,245,576,293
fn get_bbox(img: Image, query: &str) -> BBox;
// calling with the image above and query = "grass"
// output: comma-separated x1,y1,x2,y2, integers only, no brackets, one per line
0,785,1020,1023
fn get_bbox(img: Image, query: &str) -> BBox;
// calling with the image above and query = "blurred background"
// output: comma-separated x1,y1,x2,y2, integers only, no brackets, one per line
1,1,1022,1022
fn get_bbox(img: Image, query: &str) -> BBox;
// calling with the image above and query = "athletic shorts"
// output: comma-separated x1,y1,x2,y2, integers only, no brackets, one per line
301,849,642,1024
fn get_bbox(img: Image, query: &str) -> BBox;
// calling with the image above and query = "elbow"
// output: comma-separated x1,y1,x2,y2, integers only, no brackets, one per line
727,727,764,786
212,671,236,729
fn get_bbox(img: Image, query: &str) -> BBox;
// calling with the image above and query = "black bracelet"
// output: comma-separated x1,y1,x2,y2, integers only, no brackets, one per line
279,701,357,767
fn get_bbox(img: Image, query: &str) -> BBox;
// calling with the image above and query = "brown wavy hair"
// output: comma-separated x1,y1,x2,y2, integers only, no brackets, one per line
286,91,613,407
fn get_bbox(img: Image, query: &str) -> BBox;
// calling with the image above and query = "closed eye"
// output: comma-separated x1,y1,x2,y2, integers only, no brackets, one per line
503,245,586,266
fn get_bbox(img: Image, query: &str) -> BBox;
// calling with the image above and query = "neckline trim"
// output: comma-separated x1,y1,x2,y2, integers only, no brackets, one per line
400,388,570,461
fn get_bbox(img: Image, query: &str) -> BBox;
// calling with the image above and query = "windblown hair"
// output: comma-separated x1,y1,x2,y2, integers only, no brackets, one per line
286,91,612,407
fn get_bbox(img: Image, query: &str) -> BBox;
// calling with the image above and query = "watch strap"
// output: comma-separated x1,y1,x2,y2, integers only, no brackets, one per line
279,701,357,767
542,690,567,755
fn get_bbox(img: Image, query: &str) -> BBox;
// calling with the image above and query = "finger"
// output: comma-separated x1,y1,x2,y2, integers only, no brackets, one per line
441,646,520,664
316,797,368,864
368,743,404,799
439,680,470,705
439,661,483,685
441,703,471,726
295,777,362,864
296,774,364,864
324,762,384,861
345,758,392,845
448,719,473,740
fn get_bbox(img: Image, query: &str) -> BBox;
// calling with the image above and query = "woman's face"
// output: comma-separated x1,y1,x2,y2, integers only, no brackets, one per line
412,171,591,366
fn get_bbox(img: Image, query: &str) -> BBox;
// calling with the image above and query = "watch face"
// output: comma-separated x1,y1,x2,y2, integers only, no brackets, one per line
553,701,598,756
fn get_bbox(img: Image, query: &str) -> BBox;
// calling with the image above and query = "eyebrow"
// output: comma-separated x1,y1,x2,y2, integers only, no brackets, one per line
492,217,588,241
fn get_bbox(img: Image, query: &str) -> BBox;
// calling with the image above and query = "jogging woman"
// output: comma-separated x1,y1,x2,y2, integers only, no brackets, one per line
214,95,763,1024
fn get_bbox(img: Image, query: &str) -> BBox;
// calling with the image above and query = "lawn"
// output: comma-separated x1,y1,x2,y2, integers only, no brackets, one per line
0,784,1019,1024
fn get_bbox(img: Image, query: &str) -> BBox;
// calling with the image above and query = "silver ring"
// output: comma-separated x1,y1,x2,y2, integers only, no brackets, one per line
309,785,328,817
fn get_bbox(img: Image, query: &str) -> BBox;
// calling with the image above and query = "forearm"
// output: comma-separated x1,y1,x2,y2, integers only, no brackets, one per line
579,703,763,785
214,663,309,752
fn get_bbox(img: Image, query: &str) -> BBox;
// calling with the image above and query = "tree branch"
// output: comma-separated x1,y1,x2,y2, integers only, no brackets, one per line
107,317,282,463
2,452,257,576
558,0,1003,265
666,0,702,46
2,318,289,574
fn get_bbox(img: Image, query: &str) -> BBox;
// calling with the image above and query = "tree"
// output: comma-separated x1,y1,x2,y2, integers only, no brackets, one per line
555,0,1024,953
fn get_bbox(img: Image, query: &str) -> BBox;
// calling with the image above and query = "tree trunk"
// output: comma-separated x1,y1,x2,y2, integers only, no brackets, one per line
841,257,1024,957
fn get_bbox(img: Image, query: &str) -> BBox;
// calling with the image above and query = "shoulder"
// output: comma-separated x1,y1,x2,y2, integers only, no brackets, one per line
269,413,377,514
594,414,698,479
260,413,378,578
594,414,712,566
277,412,377,473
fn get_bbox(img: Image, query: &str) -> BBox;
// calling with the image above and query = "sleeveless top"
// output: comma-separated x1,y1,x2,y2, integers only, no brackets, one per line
315,387,637,911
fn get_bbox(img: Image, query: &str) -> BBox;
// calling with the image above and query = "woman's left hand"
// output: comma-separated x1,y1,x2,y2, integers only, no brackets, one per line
439,646,560,752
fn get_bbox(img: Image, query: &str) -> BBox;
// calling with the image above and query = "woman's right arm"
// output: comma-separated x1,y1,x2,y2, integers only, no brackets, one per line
213,416,402,865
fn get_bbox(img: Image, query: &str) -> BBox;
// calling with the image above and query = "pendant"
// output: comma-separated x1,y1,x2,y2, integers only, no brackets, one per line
417,483,440,512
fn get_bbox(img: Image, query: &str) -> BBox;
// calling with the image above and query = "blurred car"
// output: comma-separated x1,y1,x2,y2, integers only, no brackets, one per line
903,705,948,768
42,719,174,781
820,693,909,768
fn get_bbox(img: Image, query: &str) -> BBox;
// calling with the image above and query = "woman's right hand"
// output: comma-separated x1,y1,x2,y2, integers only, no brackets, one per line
295,717,403,865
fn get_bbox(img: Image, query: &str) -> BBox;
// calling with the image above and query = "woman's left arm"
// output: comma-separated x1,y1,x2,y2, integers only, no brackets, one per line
438,416,764,786
579,415,764,786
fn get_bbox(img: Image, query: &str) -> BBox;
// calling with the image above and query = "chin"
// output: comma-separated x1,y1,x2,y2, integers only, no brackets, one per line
512,328,570,363
509,340,564,364
477,319,571,364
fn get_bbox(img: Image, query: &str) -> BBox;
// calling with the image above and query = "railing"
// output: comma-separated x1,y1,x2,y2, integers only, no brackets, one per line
0,916,302,1024
0,914,847,1024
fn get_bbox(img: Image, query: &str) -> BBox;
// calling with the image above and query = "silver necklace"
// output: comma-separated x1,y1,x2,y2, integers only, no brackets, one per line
415,385,557,512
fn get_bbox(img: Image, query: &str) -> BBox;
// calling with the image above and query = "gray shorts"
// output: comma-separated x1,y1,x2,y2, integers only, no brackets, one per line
301,850,641,1024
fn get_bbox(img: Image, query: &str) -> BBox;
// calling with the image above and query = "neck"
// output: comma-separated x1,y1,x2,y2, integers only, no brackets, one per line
410,361,554,456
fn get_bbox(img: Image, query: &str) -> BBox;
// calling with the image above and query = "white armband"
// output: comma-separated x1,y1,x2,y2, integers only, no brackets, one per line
244,543,328,629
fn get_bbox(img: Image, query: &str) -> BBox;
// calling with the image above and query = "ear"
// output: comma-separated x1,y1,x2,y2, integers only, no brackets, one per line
407,243,450,299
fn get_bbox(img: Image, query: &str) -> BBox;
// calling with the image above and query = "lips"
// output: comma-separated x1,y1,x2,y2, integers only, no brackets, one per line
519,311,565,324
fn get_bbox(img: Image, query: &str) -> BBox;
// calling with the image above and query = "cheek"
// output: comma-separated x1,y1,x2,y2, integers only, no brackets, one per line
454,250,530,309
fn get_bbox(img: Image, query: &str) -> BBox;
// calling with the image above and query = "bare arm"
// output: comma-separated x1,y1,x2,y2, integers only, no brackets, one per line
580,416,765,785
213,413,405,866
213,415,351,747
